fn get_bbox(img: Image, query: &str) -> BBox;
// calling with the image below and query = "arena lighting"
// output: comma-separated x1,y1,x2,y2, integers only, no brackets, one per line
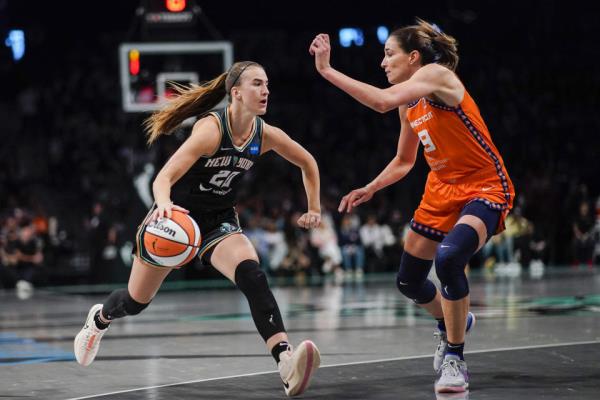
5,30,25,61
165,0,186,12
377,26,389,44
339,28,364,48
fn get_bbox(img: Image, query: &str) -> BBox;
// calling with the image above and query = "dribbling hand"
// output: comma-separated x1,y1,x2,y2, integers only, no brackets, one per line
338,187,374,213
151,202,189,221
309,33,331,73
297,211,321,229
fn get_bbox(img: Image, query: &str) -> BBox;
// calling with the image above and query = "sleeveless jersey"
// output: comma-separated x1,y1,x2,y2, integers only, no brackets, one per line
170,107,264,211
406,90,513,202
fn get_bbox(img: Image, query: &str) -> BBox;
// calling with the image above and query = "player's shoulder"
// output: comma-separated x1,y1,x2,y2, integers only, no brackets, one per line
190,114,221,142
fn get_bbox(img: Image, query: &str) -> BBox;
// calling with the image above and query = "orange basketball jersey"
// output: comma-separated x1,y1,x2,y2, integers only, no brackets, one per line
406,90,515,238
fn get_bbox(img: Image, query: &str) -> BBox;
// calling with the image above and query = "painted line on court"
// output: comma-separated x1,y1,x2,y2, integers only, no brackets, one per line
65,339,600,400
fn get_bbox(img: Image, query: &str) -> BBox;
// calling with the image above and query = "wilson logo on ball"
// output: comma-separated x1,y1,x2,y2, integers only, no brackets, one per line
148,221,177,237
142,210,202,268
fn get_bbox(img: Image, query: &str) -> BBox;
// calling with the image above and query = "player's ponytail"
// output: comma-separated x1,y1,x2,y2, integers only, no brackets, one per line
144,73,227,145
391,18,459,71
144,61,262,145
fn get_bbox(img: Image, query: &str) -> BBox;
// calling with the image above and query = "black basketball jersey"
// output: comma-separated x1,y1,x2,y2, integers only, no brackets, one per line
171,107,264,211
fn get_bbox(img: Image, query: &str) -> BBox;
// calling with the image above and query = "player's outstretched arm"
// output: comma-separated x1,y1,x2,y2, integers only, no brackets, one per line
310,33,461,112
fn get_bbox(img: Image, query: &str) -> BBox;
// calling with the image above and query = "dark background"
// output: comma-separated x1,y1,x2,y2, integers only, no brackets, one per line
0,0,598,284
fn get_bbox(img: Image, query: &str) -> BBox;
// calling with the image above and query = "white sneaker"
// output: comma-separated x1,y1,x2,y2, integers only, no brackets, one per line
435,354,469,393
278,340,321,397
433,312,476,372
74,304,108,366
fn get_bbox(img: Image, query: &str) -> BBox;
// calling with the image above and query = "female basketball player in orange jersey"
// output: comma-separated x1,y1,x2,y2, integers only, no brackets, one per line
74,61,321,397
310,19,514,393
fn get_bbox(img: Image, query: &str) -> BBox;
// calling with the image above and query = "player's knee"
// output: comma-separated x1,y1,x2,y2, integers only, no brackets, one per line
396,252,436,304
102,289,150,320
435,244,470,300
235,260,275,310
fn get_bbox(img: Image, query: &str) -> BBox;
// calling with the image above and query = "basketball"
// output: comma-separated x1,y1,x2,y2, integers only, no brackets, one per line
142,210,201,268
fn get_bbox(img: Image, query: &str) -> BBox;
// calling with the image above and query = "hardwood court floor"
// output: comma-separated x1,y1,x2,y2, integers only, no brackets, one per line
1,266,599,399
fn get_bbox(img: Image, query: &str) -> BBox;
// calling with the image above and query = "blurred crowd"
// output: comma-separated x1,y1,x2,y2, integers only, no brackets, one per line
1,5,599,289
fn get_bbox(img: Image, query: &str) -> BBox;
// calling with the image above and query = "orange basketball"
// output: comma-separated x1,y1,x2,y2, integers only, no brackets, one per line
142,210,201,268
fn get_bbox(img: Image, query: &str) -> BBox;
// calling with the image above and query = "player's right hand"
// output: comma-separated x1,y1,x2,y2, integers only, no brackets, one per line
309,33,331,73
151,202,189,221
338,186,374,213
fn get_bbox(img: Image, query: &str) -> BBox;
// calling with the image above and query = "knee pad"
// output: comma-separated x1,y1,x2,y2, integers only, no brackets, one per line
235,260,285,341
396,252,436,304
435,224,478,300
235,260,275,311
102,288,150,320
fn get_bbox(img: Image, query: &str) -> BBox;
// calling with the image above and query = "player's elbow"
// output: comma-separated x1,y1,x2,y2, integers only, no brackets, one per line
396,154,416,170
373,93,398,113
373,98,395,114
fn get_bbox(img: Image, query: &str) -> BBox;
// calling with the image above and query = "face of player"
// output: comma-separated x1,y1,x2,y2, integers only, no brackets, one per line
231,66,269,115
380,36,413,84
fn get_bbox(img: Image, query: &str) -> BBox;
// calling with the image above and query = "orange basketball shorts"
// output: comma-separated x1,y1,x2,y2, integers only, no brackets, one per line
411,171,515,242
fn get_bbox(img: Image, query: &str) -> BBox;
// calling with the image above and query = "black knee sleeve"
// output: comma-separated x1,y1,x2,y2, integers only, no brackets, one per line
435,224,478,300
235,259,285,341
102,288,150,320
396,251,437,304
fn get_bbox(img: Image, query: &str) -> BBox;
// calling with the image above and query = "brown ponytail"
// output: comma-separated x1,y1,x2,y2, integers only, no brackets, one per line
144,60,264,146
390,18,459,71
144,72,227,145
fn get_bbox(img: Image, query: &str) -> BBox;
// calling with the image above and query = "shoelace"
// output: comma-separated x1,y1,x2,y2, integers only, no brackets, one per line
440,359,461,378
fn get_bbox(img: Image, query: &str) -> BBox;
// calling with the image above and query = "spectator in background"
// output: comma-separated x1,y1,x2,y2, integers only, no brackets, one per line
15,220,45,298
0,215,20,289
572,201,595,267
338,213,365,279
263,219,288,273
359,214,395,272
310,212,343,280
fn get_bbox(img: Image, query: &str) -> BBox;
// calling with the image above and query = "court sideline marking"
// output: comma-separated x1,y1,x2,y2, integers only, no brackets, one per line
66,339,600,400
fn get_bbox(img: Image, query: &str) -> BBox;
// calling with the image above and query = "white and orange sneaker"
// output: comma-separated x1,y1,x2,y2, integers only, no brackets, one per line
278,340,321,397
74,304,108,366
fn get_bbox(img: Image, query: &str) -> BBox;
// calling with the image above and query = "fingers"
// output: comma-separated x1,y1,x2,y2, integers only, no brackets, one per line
297,213,321,229
297,215,309,229
172,205,189,214
310,214,321,228
338,196,348,213
345,193,359,213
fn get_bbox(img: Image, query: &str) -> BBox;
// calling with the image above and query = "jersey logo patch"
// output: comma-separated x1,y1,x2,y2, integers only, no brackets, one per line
220,222,237,233
249,144,260,155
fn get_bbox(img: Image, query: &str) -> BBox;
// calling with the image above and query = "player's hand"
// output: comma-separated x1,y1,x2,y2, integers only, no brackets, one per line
151,202,189,221
309,33,331,74
338,186,374,213
297,210,321,229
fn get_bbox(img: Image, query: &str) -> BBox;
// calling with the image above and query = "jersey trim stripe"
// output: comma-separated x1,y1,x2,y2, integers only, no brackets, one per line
223,106,258,152
410,219,447,242
200,112,224,158
426,98,457,111
454,106,511,204
198,229,243,259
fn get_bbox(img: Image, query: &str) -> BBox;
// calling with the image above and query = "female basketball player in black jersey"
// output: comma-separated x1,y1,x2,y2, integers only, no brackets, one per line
74,61,321,397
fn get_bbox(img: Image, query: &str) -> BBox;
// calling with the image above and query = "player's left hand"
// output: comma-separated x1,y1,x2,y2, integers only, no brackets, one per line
297,211,321,229
309,33,331,73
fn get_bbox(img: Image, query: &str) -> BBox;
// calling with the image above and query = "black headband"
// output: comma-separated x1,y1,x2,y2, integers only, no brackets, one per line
227,63,255,92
